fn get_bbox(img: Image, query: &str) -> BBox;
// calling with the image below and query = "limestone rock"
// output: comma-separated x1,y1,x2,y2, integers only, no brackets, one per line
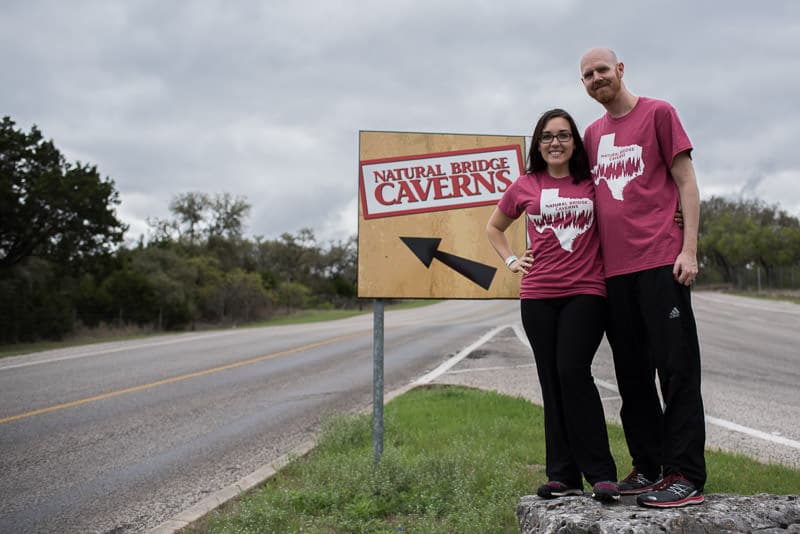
517,493,800,534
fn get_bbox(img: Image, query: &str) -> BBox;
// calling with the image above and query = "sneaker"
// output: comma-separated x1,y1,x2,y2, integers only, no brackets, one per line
591,481,620,502
536,481,583,499
618,468,659,495
636,473,704,508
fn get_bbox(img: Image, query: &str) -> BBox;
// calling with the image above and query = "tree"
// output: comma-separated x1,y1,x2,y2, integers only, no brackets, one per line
101,267,158,326
169,192,210,246
129,247,199,329
247,229,358,309
222,269,274,323
0,116,127,269
208,193,250,240
254,229,319,286
0,257,73,342
699,196,800,287
148,192,250,254
276,280,311,313
315,236,357,305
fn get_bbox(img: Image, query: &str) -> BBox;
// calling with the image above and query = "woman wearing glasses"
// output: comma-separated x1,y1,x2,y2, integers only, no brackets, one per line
486,108,619,503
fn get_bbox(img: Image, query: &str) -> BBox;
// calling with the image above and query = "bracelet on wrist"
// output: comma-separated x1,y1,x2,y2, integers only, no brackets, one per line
504,255,519,268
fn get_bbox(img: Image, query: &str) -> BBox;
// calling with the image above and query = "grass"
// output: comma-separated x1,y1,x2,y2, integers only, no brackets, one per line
249,300,439,326
188,385,800,534
0,300,439,359
724,290,800,305
0,329,169,359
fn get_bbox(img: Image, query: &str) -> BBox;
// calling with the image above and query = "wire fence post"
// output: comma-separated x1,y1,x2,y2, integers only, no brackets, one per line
757,266,762,292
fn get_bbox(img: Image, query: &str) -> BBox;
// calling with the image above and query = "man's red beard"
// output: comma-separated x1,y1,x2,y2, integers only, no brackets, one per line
590,81,615,103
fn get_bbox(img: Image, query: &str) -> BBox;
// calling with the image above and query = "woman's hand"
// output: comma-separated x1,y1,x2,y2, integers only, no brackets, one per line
510,249,534,274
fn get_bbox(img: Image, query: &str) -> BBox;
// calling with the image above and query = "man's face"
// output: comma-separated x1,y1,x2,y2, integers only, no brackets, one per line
580,52,623,104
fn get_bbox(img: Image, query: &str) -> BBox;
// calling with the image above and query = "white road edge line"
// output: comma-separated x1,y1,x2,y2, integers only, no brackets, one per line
412,324,511,385
704,416,800,449
446,364,535,374
512,324,800,450
0,330,245,371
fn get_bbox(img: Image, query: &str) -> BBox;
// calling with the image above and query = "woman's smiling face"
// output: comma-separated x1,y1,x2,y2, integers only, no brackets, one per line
538,116,574,172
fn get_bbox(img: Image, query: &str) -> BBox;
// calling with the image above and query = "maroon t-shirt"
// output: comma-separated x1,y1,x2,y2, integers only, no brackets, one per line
498,171,606,299
583,97,693,277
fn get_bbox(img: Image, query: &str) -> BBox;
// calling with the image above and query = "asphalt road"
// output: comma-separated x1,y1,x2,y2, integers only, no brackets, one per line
0,300,518,534
0,293,798,533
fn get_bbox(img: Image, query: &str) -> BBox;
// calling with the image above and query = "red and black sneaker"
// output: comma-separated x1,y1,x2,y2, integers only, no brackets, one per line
618,468,659,495
636,473,704,508
591,481,621,503
536,481,583,499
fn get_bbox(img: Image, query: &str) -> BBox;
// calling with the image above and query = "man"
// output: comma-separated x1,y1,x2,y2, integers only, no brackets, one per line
579,47,706,508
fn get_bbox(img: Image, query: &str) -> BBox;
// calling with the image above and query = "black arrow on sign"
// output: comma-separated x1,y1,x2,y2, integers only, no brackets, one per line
400,237,497,291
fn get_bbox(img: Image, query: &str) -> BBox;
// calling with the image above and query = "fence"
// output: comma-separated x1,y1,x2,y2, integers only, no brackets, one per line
698,265,800,292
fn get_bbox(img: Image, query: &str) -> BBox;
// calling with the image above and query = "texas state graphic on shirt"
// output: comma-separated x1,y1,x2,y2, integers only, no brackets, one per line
528,188,594,252
593,133,644,200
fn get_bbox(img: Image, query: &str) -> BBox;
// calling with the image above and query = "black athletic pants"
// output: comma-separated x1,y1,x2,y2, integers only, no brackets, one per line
521,294,617,487
605,265,707,490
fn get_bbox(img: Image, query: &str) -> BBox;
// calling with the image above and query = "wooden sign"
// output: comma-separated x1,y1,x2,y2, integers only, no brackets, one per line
358,130,527,299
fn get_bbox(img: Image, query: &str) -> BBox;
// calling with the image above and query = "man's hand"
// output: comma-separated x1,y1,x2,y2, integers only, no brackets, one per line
674,209,684,228
673,250,698,286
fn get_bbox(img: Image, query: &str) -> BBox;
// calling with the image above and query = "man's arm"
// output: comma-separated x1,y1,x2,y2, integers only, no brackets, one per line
671,151,700,285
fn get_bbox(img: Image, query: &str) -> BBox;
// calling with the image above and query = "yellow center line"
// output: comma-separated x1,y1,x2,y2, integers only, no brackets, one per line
0,331,366,425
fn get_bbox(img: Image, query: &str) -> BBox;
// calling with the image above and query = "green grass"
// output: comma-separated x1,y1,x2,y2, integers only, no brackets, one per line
0,332,169,359
0,300,439,359
724,290,800,305
190,385,800,534
248,300,440,327
248,309,371,326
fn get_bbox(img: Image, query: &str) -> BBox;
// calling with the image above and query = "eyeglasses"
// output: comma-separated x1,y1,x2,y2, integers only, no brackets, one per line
539,131,572,144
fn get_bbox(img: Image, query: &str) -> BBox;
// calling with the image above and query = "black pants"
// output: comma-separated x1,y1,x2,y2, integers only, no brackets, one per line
521,295,616,487
605,265,707,489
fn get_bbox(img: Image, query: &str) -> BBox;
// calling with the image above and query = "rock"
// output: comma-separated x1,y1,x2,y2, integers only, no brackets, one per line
516,493,800,534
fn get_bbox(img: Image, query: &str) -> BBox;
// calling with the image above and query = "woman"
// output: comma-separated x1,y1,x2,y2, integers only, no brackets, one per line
486,108,619,502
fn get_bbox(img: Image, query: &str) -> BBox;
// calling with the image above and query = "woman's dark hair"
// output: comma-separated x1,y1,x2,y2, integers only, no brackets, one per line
526,108,592,183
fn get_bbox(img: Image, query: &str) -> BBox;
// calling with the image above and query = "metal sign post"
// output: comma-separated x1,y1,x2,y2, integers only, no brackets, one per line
372,298,385,464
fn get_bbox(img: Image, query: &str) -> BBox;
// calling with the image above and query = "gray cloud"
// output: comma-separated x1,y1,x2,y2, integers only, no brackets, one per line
2,0,799,245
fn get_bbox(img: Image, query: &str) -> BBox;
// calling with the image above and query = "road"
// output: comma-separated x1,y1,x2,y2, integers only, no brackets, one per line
0,294,798,533
0,300,517,533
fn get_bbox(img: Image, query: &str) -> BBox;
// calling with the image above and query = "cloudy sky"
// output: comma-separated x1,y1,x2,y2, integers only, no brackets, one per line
3,1,799,244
